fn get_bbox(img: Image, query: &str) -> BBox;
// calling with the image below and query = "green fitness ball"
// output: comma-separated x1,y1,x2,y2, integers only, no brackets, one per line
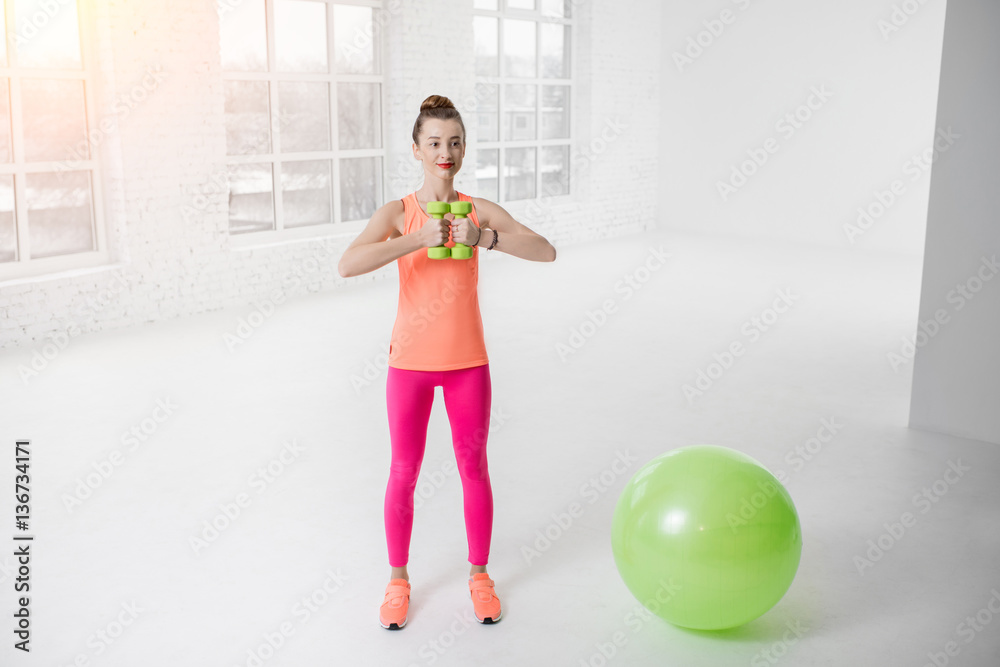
611,445,802,630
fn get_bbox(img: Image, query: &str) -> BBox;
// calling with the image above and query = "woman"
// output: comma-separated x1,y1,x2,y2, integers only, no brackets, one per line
339,94,556,630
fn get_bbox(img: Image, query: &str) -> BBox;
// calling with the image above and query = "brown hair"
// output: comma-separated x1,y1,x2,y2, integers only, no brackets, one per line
411,95,466,145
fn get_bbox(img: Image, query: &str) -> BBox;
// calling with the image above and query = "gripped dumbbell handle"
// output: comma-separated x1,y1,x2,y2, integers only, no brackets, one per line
426,201,450,259
449,201,473,260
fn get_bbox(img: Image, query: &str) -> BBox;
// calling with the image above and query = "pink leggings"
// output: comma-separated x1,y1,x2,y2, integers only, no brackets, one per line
384,363,493,567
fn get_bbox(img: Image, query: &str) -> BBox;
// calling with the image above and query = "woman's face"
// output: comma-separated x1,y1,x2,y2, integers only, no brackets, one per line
413,118,466,180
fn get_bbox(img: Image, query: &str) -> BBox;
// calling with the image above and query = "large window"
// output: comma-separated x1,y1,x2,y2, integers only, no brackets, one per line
473,0,572,202
220,0,384,236
0,0,105,279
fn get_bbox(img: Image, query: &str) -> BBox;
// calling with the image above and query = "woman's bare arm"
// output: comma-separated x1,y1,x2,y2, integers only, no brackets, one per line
472,198,556,262
338,200,434,277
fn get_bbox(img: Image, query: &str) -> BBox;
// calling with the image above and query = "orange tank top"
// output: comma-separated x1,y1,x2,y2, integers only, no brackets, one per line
387,192,489,371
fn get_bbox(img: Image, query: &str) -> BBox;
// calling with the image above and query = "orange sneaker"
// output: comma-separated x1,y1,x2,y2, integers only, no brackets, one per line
468,573,502,624
379,578,410,630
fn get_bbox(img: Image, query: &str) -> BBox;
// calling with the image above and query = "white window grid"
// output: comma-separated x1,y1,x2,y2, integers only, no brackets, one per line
223,0,386,245
473,0,573,203
0,0,108,282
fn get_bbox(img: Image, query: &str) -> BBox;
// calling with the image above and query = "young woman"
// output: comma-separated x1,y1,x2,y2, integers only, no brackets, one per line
338,94,556,629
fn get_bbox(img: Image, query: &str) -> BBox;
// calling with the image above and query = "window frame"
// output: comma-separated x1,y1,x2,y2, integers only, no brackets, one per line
473,0,574,205
0,0,110,283
223,0,387,248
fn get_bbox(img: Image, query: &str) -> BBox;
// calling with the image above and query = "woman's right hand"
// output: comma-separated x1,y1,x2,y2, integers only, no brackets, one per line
416,214,451,249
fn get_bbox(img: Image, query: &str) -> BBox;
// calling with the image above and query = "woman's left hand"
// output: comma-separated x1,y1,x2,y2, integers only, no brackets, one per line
450,216,482,247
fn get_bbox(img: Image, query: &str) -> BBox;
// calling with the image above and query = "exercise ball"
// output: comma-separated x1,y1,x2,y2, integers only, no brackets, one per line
611,445,801,630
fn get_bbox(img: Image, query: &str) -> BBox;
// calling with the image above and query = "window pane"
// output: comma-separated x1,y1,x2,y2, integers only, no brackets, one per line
278,81,330,152
228,163,274,233
476,84,498,143
14,0,82,68
541,145,568,196
22,78,88,162
340,156,380,222
0,9,7,67
281,160,331,228
507,0,535,10
540,0,571,18
503,19,536,78
338,83,381,150
474,0,498,9
541,85,568,139
0,79,10,163
503,84,535,141
275,0,328,72
0,175,14,263
474,16,498,77
26,171,94,259
540,22,569,78
477,149,498,201
219,0,267,72
334,4,376,74
505,147,535,201
225,80,270,155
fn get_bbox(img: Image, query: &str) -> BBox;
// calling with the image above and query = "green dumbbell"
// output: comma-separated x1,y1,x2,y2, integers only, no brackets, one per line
427,201,451,259
449,201,474,260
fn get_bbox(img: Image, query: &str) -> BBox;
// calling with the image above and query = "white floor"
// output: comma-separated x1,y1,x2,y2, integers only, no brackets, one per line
2,227,999,667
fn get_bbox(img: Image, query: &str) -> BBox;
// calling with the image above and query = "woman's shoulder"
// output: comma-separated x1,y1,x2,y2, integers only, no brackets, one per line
372,197,406,236
384,197,407,211
467,196,499,224
375,197,406,219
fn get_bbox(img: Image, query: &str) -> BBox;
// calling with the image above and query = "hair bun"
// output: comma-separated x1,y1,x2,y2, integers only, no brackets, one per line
412,95,465,144
420,95,456,112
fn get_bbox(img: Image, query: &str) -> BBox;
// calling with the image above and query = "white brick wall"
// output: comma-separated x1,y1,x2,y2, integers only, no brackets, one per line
0,0,661,350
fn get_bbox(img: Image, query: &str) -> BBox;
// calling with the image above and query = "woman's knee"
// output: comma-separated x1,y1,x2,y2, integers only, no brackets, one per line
454,447,490,481
388,461,421,487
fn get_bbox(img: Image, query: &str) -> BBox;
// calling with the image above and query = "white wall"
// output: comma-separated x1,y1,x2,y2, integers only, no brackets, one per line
909,0,1000,445
0,0,663,350
659,0,946,256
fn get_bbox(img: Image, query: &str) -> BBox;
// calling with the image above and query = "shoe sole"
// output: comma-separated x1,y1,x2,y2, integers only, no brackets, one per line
380,618,406,630
476,609,502,624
